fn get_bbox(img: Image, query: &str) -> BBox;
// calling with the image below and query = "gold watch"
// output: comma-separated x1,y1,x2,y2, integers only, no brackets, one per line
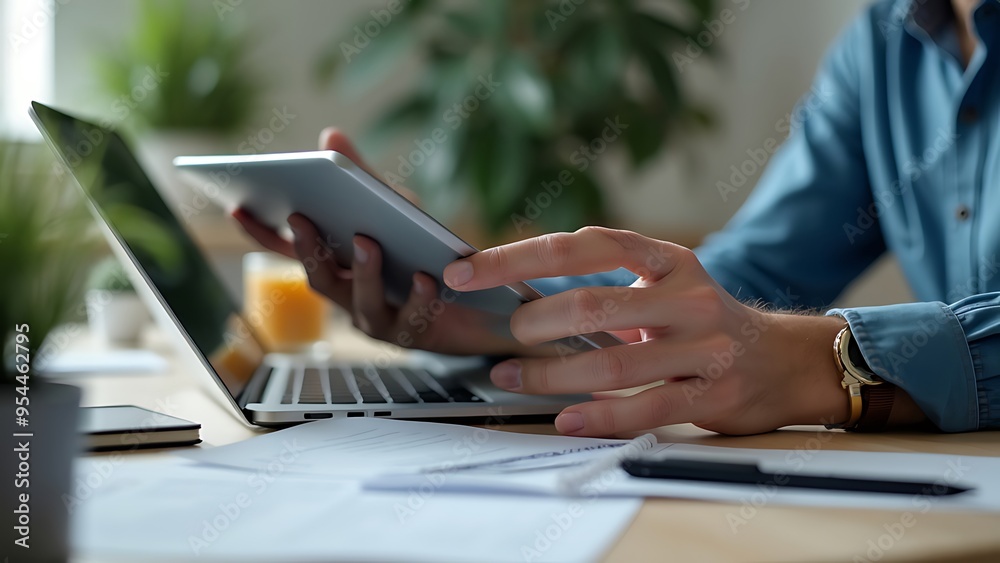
827,325,895,432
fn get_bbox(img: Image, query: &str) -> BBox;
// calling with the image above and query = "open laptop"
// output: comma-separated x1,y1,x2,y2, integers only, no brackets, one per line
31,102,590,426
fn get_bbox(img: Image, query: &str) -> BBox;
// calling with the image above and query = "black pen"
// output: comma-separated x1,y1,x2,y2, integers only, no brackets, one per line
621,458,972,496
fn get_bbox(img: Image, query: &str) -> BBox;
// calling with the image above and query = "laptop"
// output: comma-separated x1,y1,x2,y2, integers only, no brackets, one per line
30,102,589,426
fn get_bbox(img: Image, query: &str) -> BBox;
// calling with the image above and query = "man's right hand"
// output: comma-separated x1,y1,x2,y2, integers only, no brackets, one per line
231,128,531,357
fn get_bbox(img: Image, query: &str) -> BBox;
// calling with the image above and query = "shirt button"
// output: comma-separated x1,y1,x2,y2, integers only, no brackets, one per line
956,205,972,221
960,106,979,124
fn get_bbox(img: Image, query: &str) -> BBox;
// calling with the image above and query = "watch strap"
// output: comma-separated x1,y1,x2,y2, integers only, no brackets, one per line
850,385,895,432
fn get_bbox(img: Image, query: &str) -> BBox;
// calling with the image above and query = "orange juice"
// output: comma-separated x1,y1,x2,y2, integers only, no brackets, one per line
243,252,328,352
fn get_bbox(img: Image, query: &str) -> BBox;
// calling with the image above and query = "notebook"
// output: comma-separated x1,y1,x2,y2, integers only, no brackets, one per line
80,405,201,451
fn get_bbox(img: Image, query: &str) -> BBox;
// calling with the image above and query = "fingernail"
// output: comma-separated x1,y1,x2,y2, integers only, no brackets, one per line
353,241,368,264
491,361,521,391
445,261,473,288
412,276,427,296
555,412,585,433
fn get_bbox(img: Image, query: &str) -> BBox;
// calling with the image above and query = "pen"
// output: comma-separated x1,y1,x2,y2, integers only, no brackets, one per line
620,458,972,496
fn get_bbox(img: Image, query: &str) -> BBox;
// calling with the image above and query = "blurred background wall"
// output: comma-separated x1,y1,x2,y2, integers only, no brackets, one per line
44,0,910,308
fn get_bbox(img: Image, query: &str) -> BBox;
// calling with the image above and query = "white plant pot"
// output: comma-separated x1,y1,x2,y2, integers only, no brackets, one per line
135,130,232,218
85,290,150,346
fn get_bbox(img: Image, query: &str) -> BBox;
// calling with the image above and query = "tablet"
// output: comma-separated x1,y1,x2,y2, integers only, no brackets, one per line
174,151,622,351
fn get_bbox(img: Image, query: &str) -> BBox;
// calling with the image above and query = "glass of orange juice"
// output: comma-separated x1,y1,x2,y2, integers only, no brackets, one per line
243,252,329,353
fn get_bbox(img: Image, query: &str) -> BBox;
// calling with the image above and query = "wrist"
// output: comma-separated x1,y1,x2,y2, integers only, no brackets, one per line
773,314,851,426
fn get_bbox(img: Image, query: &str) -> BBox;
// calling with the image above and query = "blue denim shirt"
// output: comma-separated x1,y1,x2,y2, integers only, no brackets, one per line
531,0,1000,432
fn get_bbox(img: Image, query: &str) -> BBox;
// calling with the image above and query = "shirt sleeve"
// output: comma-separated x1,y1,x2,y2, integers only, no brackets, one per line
694,12,886,309
828,293,1000,432
526,268,638,296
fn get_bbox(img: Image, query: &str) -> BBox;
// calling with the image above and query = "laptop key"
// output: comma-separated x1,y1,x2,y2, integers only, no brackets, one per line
397,368,433,393
351,368,388,403
328,368,360,404
378,370,418,403
447,388,483,403
418,391,449,403
300,368,326,404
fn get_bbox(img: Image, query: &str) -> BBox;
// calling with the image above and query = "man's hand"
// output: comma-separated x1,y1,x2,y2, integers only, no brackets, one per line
231,128,530,356
443,226,851,437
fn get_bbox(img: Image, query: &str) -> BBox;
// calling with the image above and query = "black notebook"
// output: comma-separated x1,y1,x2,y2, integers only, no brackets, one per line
80,405,201,452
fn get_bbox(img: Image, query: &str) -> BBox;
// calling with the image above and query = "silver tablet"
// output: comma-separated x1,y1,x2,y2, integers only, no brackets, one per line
174,151,623,351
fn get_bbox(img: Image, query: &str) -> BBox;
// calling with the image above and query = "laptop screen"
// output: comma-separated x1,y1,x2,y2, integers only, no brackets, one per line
31,102,265,404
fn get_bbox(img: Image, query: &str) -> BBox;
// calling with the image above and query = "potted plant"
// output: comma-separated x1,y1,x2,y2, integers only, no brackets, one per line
0,139,96,562
316,0,717,242
86,256,150,347
95,0,261,213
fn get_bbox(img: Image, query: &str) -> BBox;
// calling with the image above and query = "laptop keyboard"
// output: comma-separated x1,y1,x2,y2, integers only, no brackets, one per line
281,366,483,405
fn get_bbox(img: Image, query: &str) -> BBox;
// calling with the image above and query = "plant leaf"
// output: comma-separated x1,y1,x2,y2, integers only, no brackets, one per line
495,52,555,134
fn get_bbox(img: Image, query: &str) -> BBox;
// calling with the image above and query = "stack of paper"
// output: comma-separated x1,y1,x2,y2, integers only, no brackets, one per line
72,417,1000,562
71,418,648,562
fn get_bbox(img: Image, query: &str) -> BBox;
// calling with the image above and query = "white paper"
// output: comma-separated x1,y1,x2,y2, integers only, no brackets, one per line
70,457,640,562
367,442,1000,514
180,417,644,478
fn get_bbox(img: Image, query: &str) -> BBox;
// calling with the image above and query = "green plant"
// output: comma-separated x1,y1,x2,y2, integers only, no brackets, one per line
96,0,259,133
87,256,135,293
0,141,100,380
317,0,717,237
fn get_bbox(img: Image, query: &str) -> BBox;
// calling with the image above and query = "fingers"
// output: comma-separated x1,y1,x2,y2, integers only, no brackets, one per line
391,272,439,346
318,126,420,204
319,127,380,179
288,214,351,306
232,208,295,258
443,227,684,292
554,384,699,436
510,286,685,345
489,340,711,395
350,235,395,335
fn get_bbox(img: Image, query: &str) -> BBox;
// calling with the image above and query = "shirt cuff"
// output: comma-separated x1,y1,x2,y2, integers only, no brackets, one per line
826,302,978,432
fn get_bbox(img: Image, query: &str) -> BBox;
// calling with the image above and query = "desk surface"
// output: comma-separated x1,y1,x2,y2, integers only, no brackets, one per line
64,319,1000,563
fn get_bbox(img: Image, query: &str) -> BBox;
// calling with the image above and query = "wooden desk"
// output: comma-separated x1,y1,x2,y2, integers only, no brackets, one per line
63,320,1000,563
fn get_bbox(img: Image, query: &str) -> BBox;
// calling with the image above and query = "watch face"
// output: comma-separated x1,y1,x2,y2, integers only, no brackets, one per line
846,333,881,383
847,337,867,368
